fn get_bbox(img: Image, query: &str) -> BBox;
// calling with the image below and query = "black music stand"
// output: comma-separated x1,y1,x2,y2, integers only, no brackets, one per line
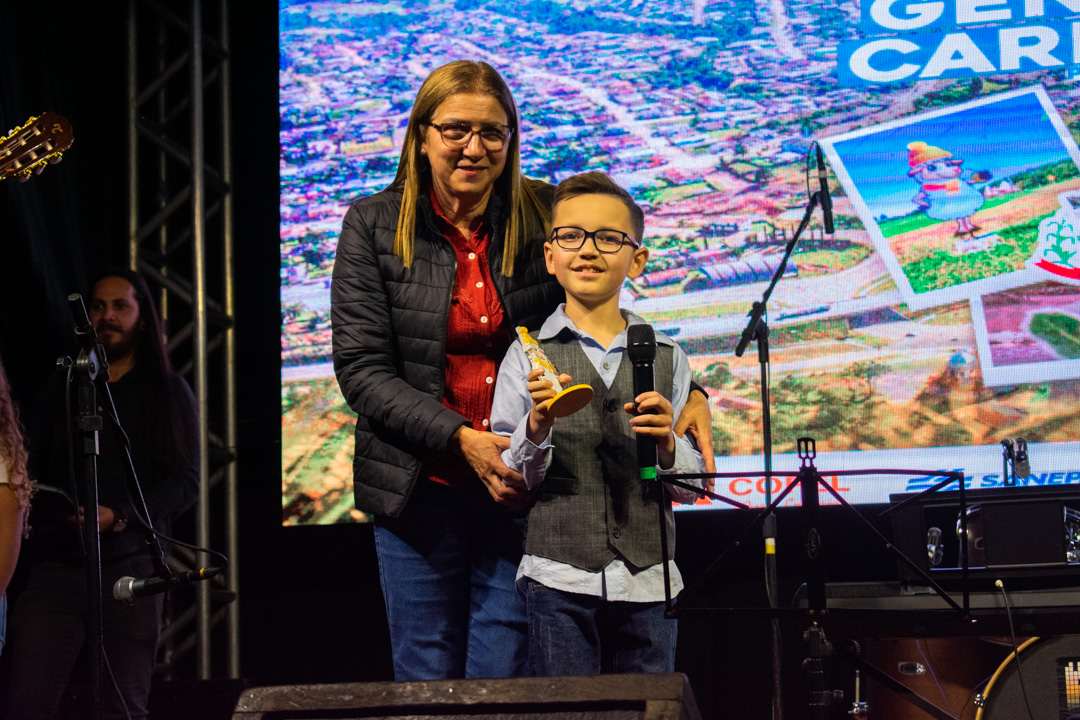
658,437,982,720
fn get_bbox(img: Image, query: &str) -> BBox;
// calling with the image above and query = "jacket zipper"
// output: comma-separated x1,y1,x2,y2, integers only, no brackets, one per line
435,250,456,404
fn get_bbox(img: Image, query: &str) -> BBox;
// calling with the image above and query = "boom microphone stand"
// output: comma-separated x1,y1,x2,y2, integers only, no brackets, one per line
65,296,108,720
734,182,822,720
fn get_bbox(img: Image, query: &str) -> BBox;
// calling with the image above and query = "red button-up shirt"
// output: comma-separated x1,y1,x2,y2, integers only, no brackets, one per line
421,190,512,488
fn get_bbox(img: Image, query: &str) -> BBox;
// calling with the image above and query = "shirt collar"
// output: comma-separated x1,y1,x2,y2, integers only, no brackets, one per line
428,185,492,239
536,304,674,350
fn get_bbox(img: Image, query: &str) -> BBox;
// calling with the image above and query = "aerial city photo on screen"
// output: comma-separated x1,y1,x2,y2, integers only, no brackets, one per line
280,0,1080,524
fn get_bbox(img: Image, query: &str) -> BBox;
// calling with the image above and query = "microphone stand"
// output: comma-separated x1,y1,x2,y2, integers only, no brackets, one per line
734,190,821,720
66,296,107,720
64,295,173,719
1001,442,1016,487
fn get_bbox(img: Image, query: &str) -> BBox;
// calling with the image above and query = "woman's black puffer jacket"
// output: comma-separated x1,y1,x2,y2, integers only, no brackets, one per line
331,184,561,517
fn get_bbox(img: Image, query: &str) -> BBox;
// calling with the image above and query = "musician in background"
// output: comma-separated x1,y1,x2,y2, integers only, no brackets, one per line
2,269,199,720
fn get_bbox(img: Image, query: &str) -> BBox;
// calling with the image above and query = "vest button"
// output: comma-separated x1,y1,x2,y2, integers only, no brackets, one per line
604,399,618,413
612,529,621,538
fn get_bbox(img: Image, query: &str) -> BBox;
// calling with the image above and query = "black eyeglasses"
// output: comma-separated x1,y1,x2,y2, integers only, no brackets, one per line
550,226,640,254
427,122,513,151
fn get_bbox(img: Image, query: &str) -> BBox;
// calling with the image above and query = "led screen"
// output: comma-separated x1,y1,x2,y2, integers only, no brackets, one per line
281,0,1080,525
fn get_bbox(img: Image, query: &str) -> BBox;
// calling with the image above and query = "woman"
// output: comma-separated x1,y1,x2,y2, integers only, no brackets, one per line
331,60,714,681
0,352,32,656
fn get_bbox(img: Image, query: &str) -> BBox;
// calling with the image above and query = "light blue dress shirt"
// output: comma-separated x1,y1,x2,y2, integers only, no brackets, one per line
490,305,706,602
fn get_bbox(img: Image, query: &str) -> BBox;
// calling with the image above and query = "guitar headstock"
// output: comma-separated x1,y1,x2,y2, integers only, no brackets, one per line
0,112,74,182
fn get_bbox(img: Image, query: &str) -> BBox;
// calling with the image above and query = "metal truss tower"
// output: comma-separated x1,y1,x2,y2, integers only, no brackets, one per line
126,0,238,679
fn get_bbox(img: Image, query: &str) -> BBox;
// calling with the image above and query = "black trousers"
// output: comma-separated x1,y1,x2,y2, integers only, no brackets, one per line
2,556,162,720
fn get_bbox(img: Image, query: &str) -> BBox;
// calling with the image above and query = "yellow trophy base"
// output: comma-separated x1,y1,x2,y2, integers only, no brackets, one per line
545,384,594,418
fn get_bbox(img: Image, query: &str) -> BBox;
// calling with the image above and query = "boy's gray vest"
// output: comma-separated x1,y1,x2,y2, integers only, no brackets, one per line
525,328,676,572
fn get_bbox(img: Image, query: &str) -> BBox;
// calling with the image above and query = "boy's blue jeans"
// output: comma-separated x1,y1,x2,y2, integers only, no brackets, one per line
519,576,677,676
373,483,529,681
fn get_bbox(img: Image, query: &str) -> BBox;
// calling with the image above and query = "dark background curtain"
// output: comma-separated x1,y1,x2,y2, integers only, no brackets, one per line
0,4,127,434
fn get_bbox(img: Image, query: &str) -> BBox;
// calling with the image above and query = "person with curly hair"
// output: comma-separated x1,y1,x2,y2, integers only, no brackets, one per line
0,351,32,656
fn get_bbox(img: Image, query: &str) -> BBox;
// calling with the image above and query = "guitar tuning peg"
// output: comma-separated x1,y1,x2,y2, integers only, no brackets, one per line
35,166,45,175
18,174,30,183
48,155,62,164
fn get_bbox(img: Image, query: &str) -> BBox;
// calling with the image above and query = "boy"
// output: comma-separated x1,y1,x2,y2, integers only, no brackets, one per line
490,171,705,677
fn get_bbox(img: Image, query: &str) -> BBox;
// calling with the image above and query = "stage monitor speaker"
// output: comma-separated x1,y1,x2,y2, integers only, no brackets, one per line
231,672,702,720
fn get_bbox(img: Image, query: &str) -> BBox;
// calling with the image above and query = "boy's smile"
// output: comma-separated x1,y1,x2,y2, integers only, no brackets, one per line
545,195,648,313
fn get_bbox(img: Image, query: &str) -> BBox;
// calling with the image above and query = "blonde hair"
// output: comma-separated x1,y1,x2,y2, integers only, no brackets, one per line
0,354,32,533
389,60,549,276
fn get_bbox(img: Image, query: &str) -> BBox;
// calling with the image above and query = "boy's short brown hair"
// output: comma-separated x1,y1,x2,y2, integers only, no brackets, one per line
552,171,645,241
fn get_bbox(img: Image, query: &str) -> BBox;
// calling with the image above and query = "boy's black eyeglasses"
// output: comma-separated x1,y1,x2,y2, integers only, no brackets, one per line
550,226,640,254
427,122,513,151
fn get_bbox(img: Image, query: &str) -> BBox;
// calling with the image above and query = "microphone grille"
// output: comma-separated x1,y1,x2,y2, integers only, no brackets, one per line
626,324,656,364
113,576,137,605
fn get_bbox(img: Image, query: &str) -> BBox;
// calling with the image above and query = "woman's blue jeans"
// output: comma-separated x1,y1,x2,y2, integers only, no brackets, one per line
373,481,529,681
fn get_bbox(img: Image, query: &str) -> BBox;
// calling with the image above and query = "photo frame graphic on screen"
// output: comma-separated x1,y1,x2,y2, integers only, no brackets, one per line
280,0,1080,525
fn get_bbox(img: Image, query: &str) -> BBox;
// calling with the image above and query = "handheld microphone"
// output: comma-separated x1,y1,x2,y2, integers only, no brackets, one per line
113,566,222,606
815,143,835,235
626,324,657,479
1013,438,1030,479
